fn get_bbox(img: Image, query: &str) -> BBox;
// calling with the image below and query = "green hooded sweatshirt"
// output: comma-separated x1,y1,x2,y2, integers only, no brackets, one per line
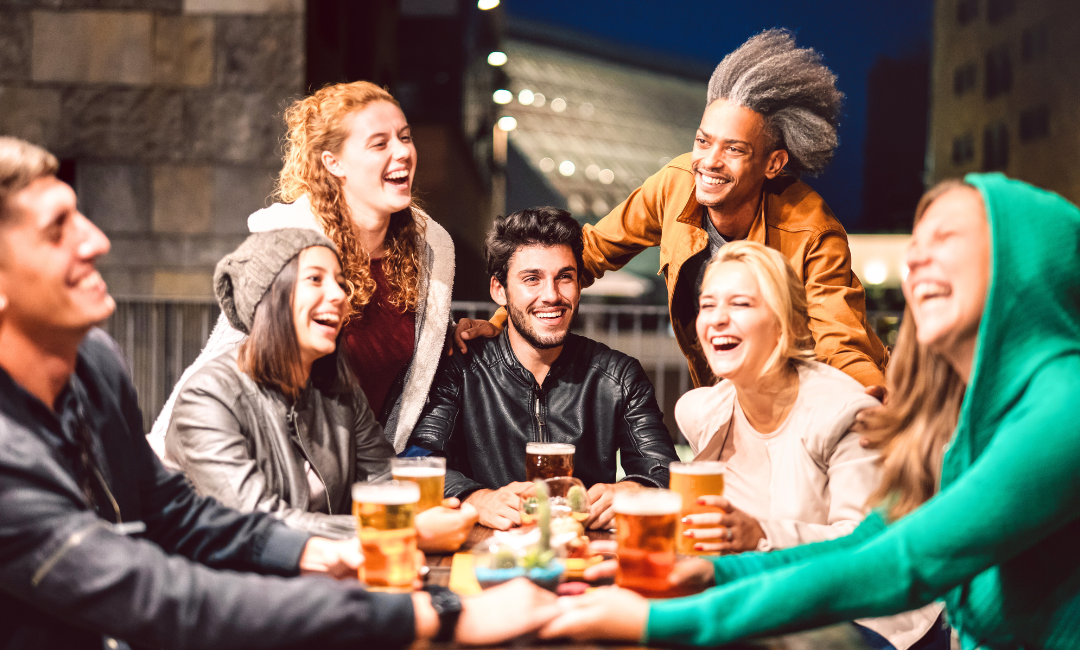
645,173,1080,650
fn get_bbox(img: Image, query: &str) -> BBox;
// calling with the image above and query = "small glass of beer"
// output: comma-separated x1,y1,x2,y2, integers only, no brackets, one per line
525,442,575,481
352,481,420,592
613,489,682,597
669,461,726,555
390,457,446,512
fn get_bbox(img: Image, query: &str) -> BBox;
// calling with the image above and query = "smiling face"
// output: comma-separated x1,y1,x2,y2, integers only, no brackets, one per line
321,101,416,222
0,176,114,341
902,187,991,368
691,99,788,222
696,260,782,386
292,246,347,370
492,244,581,351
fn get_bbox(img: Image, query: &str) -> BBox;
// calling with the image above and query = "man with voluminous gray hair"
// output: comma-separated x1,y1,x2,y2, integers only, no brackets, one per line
459,29,888,394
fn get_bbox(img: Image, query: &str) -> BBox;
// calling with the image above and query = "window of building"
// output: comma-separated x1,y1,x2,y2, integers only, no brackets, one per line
952,133,975,166
985,45,1012,99
982,123,1009,171
1022,24,1049,62
953,62,977,95
1019,105,1050,142
987,0,1015,24
957,0,978,25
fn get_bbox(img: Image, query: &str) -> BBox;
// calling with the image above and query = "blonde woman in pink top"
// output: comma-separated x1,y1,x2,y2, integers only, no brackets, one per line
674,241,943,650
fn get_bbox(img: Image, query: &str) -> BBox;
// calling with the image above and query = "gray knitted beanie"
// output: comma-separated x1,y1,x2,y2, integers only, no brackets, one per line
214,228,338,334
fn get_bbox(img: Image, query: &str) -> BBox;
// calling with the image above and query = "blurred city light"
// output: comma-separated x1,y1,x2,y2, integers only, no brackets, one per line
532,93,546,107
539,157,555,172
559,160,576,176
497,116,518,131
580,102,595,117
585,164,600,180
863,260,888,285
592,198,610,215
659,156,672,167
492,89,513,104
518,89,534,105
477,0,499,9
551,98,567,112
599,169,615,184
487,51,507,66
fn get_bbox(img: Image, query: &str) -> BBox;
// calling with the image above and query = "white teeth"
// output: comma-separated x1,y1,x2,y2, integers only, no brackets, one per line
710,335,740,347
385,170,409,180
312,313,340,327
535,311,562,319
912,281,950,302
700,175,730,186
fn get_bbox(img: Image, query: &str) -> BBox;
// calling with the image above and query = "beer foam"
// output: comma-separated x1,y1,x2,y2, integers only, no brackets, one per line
352,482,420,505
612,489,682,515
391,467,446,478
525,442,575,454
670,461,726,475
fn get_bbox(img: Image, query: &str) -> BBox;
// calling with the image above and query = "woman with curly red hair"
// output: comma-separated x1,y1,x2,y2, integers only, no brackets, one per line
153,81,455,453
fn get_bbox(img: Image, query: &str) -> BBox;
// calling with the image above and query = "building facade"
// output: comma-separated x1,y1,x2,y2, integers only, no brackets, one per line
927,0,1080,202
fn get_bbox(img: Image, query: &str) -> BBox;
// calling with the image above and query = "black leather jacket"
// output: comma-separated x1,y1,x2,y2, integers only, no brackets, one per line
0,331,414,650
409,329,679,498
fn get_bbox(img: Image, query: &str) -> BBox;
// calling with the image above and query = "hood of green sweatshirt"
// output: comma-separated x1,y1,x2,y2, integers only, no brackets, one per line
941,173,1080,487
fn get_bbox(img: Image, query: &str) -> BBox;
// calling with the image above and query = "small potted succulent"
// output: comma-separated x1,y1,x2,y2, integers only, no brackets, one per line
473,480,566,591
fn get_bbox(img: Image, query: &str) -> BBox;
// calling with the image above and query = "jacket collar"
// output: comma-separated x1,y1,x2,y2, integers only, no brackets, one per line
495,324,579,390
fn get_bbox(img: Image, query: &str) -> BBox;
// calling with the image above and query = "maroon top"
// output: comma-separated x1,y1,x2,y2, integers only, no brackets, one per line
340,258,417,417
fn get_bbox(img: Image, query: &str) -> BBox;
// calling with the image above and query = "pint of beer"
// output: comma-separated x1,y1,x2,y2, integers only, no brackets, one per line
614,489,682,597
391,457,446,511
352,482,419,592
525,442,575,481
669,461,726,555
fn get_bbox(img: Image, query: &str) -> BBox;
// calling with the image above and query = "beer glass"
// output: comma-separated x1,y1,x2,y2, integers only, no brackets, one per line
669,461,726,555
525,442,575,481
391,457,446,512
352,481,420,592
614,489,682,597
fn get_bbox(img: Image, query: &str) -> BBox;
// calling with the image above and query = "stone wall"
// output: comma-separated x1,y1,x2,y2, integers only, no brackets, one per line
0,0,305,297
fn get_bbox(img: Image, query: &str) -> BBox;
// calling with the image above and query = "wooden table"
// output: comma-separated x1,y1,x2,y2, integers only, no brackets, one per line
417,525,872,650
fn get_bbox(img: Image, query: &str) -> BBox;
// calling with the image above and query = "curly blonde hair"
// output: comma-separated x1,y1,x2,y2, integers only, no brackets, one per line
276,81,425,317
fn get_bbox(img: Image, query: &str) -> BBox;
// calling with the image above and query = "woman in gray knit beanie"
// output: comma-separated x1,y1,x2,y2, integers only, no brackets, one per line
165,229,476,550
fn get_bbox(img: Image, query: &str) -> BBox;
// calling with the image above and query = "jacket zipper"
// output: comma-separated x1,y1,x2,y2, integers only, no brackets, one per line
288,406,333,515
533,390,547,442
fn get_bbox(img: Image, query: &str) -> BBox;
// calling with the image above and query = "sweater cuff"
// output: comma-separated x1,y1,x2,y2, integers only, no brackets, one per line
645,596,712,645
364,592,417,647
258,523,311,576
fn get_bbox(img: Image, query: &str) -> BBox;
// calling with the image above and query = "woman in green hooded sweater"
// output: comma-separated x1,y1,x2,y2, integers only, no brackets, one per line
539,173,1080,650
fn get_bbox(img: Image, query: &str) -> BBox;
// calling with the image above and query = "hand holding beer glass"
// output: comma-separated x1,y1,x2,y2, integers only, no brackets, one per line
613,489,681,598
669,461,726,555
352,481,420,592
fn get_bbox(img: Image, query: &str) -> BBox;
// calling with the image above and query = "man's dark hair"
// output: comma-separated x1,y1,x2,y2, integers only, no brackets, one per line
0,136,58,226
486,207,585,287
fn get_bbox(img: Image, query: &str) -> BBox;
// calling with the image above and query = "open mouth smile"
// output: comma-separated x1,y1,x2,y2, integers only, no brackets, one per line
709,334,741,353
911,280,952,305
696,169,733,187
310,311,341,335
384,169,410,186
531,307,569,325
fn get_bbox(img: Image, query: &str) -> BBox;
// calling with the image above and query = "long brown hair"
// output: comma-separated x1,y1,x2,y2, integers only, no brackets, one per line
276,81,425,317
862,180,971,521
237,256,348,401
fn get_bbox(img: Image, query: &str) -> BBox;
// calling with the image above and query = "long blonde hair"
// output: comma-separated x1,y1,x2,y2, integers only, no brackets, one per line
863,180,971,521
276,81,425,316
702,240,816,378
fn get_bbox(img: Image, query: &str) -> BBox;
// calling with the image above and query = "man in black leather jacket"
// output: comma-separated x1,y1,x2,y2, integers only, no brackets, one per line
408,207,679,530
0,137,557,649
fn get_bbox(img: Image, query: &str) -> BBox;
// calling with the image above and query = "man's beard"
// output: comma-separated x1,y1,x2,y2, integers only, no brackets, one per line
506,299,573,350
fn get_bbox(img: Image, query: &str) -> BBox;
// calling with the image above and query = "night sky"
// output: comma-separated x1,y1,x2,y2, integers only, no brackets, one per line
503,0,934,230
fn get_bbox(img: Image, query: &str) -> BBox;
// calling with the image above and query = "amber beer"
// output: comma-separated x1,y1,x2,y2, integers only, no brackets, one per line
669,461,726,555
352,482,419,592
525,442,575,481
391,457,446,512
614,489,682,597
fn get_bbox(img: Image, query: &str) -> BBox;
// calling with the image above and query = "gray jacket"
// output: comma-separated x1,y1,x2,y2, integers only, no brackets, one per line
164,348,395,540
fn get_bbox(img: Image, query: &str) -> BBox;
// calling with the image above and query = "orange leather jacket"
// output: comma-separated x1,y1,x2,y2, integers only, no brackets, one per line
575,153,886,388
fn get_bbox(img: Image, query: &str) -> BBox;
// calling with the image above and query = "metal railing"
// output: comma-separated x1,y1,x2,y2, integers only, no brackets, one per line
101,298,901,436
